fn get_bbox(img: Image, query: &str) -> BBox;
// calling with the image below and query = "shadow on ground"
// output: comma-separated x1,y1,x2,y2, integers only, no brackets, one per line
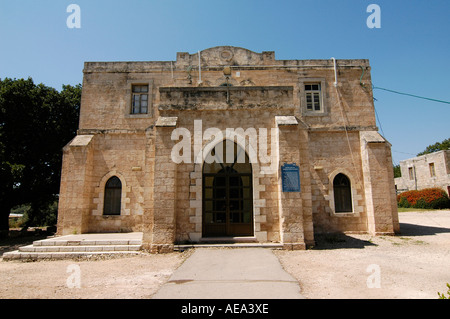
312,220,450,250
398,222,450,237
311,233,377,250
0,229,52,257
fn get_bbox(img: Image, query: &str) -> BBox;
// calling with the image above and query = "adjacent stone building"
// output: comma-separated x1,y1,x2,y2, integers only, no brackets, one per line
56,46,399,252
395,150,450,195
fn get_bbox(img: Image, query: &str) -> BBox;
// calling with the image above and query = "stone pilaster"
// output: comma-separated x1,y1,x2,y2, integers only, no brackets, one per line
276,117,306,250
360,131,399,235
147,117,178,253
57,135,94,235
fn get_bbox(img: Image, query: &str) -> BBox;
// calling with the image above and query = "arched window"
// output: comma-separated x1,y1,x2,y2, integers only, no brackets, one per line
333,173,352,213
103,176,122,215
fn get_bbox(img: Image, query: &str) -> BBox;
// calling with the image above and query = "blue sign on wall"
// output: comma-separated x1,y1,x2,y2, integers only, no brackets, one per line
281,163,301,192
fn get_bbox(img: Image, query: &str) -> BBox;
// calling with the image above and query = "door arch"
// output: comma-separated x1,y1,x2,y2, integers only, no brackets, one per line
202,140,253,237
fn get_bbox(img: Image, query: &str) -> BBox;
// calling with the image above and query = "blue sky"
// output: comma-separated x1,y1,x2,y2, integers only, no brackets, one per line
1,0,449,164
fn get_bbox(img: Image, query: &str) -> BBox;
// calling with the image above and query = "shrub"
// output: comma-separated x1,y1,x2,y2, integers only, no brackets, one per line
398,196,410,208
438,283,450,299
397,188,450,209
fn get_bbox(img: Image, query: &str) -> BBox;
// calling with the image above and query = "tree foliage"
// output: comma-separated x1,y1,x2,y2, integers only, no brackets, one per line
0,77,80,233
393,164,401,178
417,138,450,156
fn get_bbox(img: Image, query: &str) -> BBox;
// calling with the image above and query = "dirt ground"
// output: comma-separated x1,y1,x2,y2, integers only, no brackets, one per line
276,210,450,299
1,210,449,299
0,252,190,299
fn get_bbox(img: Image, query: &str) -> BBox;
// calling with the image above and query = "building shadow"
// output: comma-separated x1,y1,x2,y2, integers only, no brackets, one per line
311,222,450,250
311,232,377,250
398,222,450,237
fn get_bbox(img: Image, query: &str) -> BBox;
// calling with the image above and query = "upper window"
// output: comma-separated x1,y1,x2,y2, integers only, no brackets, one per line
429,163,436,177
305,83,322,112
131,85,148,114
408,167,414,180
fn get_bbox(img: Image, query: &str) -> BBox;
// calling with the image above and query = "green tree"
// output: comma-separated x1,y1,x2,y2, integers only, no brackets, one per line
0,78,80,234
417,138,450,156
393,164,401,178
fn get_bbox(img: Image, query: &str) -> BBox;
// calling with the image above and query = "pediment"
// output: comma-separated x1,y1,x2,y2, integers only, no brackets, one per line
176,46,275,67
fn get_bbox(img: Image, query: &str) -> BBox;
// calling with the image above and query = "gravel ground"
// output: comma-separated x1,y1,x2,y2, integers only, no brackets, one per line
0,252,190,299
276,210,450,299
1,210,449,299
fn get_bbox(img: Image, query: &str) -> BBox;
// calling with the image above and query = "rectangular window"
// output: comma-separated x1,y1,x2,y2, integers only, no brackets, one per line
131,85,148,114
408,167,414,180
305,83,322,112
429,163,436,177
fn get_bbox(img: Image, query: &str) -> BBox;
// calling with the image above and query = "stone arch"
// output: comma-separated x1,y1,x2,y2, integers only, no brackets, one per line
202,139,253,237
103,176,122,215
189,129,268,242
326,169,363,216
92,170,131,216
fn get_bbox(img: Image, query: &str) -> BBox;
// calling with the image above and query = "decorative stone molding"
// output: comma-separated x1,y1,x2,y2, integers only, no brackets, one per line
188,130,270,242
325,169,364,217
92,170,131,216
159,86,294,110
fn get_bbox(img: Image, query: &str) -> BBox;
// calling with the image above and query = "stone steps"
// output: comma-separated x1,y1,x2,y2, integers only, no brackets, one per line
2,233,143,261
18,244,142,252
174,242,284,251
2,250,143,261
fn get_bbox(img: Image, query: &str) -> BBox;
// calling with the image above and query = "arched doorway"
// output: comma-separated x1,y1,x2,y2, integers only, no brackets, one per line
202,140,253,237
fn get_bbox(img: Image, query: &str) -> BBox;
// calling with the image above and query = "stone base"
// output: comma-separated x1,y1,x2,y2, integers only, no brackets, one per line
282,242,306,250
146,244,175,254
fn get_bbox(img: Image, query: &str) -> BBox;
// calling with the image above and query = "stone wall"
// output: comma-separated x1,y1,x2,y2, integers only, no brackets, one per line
57,46,399,249
395,150,450,195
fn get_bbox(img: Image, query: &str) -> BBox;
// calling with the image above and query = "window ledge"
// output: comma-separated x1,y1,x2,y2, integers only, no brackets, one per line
125,113,152,118
330,212,360,218
302,111,328,117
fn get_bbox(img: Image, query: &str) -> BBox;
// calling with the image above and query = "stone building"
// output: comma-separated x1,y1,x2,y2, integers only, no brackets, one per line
56,46,399,252
395,150,450,195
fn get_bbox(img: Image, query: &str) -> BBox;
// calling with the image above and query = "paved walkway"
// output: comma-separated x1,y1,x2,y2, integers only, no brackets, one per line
152,247,304,299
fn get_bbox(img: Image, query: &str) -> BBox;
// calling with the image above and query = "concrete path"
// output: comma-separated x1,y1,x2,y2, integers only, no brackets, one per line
152,248,304,299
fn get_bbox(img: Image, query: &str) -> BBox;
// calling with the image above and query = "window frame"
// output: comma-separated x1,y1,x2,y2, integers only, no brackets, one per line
125,80,153,118
408,167,414,180
333,173,353,213
103,176,122,216
305,83,322,112
327,170,362,217
131,85,149,114
429,163,436,177
299,78,327,116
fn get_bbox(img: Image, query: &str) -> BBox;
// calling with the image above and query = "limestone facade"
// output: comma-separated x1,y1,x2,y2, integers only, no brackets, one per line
56,46,400,252
395,150,450,195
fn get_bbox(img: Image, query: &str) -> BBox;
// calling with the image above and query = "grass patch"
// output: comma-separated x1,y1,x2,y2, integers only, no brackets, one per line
397,207,437,212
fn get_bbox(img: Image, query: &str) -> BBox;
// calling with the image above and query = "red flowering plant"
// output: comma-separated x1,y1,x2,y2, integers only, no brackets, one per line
397,188,450,209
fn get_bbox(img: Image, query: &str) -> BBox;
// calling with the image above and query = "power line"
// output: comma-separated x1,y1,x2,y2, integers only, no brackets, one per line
392,150,417,156
372,86,450,105
373,105,385,137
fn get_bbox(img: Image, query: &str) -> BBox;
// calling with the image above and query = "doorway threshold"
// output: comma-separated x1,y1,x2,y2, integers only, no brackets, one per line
200,236,258,244
174,237,283,251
